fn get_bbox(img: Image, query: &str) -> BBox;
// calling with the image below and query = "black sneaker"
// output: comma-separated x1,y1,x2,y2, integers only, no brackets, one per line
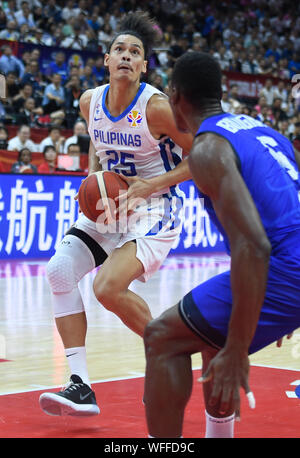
39,374,100,416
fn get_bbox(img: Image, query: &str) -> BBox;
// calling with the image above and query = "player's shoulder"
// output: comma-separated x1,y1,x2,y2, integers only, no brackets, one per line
79,88,95,107
146,89,172,124
192,132,236,166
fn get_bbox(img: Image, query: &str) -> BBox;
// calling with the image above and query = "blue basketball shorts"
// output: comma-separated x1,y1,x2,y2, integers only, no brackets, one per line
179,257,300,354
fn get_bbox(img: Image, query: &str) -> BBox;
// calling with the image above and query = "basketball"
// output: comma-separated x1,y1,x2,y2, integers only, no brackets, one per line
78,171,129,222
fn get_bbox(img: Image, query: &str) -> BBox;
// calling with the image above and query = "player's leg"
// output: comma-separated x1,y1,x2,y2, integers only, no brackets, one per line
144,270,237,438
93,240,152,337
39,228,108,416
144,303,212,438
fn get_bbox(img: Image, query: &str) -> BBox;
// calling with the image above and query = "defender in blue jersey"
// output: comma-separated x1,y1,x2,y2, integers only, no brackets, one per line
143,51,300,438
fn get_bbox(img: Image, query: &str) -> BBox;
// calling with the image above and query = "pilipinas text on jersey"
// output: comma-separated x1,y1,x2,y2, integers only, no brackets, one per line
87,82,183,197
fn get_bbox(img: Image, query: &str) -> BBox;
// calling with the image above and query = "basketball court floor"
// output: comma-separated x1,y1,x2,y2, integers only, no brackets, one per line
0,252,299,438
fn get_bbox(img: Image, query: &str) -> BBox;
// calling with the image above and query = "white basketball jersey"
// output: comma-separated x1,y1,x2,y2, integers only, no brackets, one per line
88,82,183,197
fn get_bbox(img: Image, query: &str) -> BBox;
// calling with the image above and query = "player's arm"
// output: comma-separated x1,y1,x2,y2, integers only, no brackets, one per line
79,89,102,174
146,95,194,191
190,133,271,415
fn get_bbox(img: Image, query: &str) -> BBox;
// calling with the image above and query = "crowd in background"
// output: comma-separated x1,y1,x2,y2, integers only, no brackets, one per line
0,0,299,173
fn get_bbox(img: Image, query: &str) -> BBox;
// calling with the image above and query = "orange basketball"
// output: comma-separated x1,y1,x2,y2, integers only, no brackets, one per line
78,171,129,222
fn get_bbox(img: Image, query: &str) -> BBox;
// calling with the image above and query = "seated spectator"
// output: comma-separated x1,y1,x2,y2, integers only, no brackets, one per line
12,82,35,113
227,84,242,113
21,59,46,98
15,1,36,28
0,126,9,149
5,71,20,102
80,64,97,90
272,97,288,124
259,78,276,106
38,145,57,174
64,120,87,154
61,23,88,50
7,124,37,152
288,52,300,77
0,20,20,41
92,56,106,84
65,74,84,128
42,73,65,126
273,80,288,103
277,119,290,139
46,51,69,83
11,147,38,173
67,142,81,155
39,126,65,154
16,97,43,127
3,1,19,24
0,44,25,79
221,90,231,112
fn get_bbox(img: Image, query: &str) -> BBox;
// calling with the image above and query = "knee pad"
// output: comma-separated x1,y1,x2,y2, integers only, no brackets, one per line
46,254,85,318
47,254,77,294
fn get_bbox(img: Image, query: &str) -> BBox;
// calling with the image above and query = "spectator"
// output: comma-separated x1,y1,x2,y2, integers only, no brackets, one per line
39,126,65,154
277,119,290,139
5,71,20,101
7,124,37,152
38,145,57,174
42,73,65,125
92,55,106,84
273,80,288,103
63,120,87,154
259,78,276,106
15,1,36,28
65,75,84,128
272,97,288,124
21,59,46,98
61,23,88,50
0,20,20,41
228,84,242,113
3,0,18,24
16,96,43,127
221,90,231,112
0,44,25,79
288,51,300,77
12,82,34,113
98,23,114,52
291,121,300,143
67,142,81,155
80,64,97,90
11,147,37,173
46,51,69,83
61,0,76,22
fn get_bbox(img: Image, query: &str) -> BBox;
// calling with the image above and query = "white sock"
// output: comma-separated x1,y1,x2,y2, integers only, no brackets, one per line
65,346,91,387
205,410,235,438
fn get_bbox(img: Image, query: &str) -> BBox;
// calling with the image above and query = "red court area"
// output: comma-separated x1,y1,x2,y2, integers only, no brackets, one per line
0,366,299,438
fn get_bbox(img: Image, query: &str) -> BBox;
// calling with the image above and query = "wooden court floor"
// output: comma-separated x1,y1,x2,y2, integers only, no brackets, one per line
0,253,299,438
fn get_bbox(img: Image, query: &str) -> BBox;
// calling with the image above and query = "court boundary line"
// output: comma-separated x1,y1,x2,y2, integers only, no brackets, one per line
0,363,299,397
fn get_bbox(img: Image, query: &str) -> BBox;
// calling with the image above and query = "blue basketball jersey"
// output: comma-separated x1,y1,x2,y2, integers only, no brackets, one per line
195,113,300,263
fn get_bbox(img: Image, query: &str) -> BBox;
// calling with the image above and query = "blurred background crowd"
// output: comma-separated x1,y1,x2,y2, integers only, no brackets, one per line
0,0,299,174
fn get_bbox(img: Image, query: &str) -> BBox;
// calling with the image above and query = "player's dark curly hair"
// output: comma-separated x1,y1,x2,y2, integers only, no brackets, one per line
171,51,223,108
107,11,160,58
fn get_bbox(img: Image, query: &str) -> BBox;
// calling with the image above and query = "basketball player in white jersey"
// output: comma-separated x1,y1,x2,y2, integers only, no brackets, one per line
39,11,193,417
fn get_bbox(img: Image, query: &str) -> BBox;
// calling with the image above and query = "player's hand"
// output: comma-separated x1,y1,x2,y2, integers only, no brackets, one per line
114,176,154,217
74,177,88,213
198,347,255,420
276,332,293,348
